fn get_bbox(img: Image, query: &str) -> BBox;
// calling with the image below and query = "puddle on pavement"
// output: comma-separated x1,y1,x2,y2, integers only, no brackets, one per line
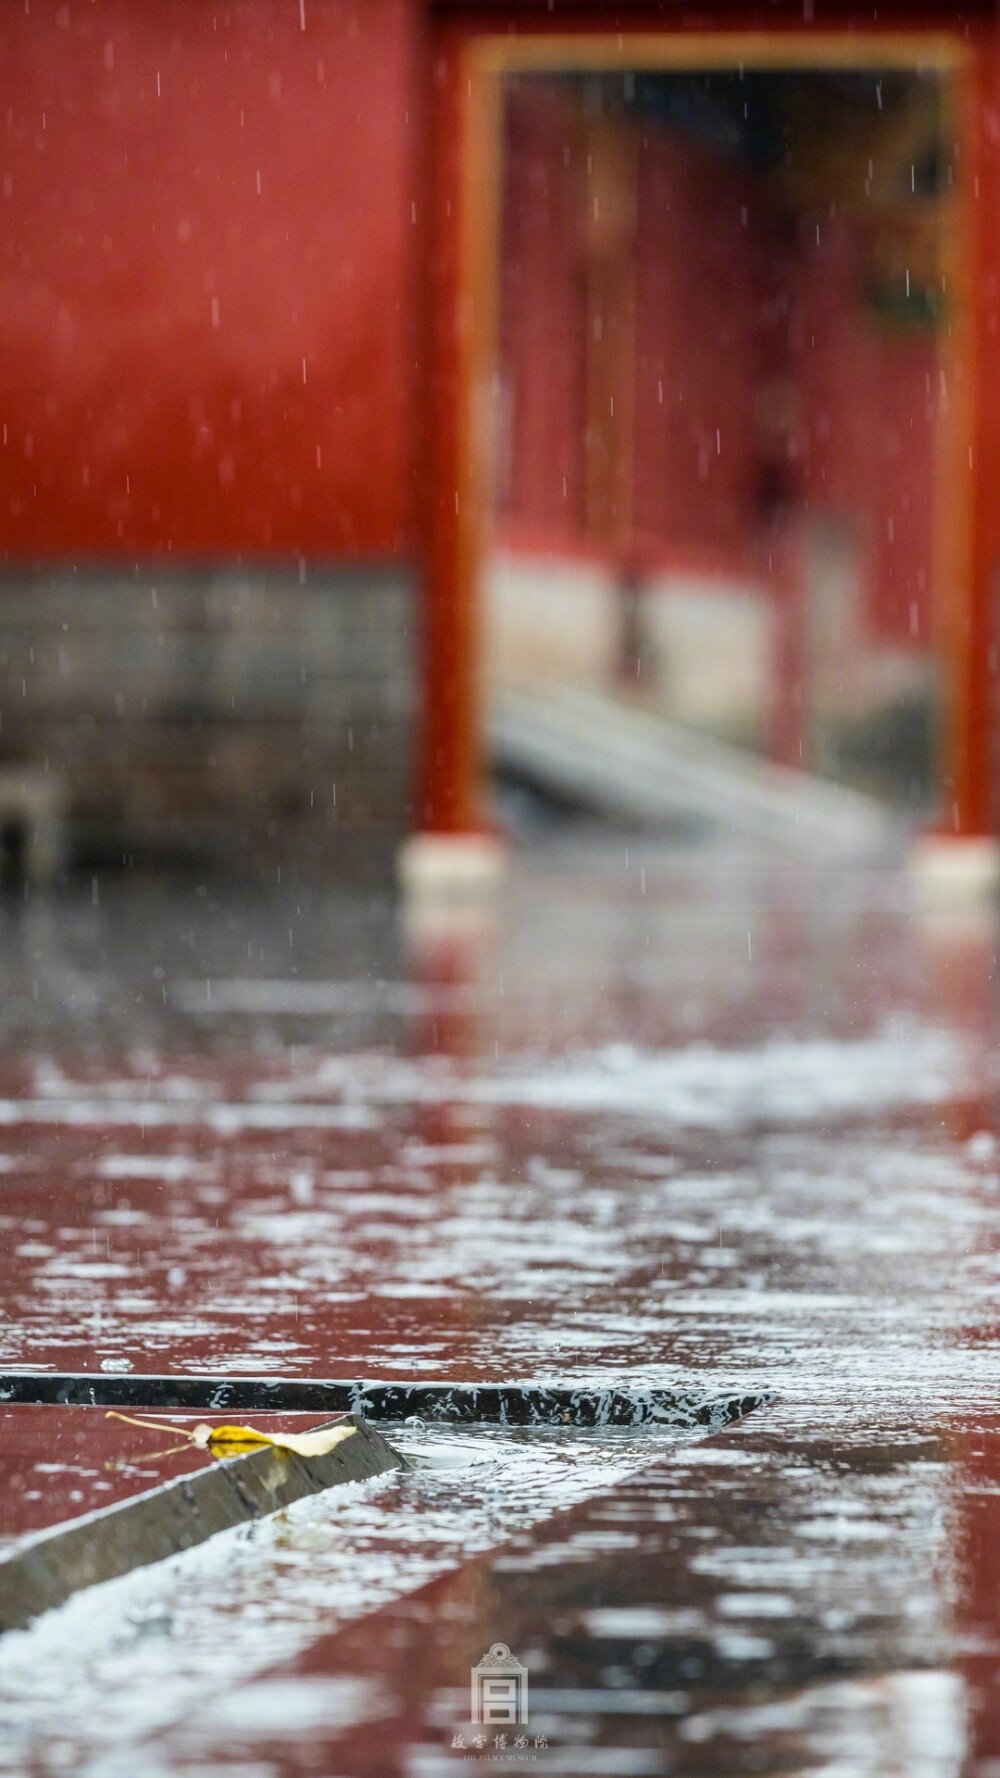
0,1418,717,1773
4,1407,993,1777
0,1082,995,1425
1,847,1000,1772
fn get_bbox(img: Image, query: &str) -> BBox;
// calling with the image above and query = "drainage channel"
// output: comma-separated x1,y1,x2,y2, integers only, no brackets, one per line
0,1373,769,1428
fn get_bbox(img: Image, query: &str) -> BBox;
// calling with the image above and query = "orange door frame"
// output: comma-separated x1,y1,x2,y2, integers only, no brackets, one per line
963,32,1000,838
418,19,1000,845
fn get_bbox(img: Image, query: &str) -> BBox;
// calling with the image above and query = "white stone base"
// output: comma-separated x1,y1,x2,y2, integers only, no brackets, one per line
397,831,508,901
909,833,1000,907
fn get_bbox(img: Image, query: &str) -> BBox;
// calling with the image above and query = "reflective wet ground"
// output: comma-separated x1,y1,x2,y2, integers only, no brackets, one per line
1,834,1000,1774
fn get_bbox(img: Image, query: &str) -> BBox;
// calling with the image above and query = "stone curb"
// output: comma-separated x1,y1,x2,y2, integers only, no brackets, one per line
0,1413,406,1633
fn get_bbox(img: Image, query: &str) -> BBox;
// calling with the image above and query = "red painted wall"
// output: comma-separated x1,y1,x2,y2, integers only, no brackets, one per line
499,86,586,538
0,0,421,560
497,88,939,650
794,218,938,648
632,129,758,551
498,98,759,552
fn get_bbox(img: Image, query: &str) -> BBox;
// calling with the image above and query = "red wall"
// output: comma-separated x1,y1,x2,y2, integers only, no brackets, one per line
499,86,586,538
632,129,758,551
794,219,938,648
497,88,939,650
0,0,421,560
499,98,759,552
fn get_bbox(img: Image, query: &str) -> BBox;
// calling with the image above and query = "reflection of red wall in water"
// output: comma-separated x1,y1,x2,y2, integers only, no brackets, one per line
498,87,938,650
0,0,420,559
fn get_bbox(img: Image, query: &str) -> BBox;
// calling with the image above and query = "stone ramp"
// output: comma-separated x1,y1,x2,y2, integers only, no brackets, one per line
489,683,894,855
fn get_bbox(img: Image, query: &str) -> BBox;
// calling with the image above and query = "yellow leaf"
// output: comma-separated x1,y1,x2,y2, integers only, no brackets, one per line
106,1411,357,1461
191,1422,267,1449
265,1424,357,1459
195,1422,357,1458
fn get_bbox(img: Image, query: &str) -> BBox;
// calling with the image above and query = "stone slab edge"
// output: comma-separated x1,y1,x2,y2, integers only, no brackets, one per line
0,1413,406,1634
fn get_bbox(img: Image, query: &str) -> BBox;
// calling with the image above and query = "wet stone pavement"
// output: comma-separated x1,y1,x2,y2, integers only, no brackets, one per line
1,834,1000,1775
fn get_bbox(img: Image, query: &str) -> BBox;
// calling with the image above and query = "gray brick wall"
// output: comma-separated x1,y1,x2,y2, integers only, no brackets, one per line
0,566,417,874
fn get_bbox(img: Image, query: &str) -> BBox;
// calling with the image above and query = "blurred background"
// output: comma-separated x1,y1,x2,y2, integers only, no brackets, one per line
488,63,956,811
0,4,990,887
